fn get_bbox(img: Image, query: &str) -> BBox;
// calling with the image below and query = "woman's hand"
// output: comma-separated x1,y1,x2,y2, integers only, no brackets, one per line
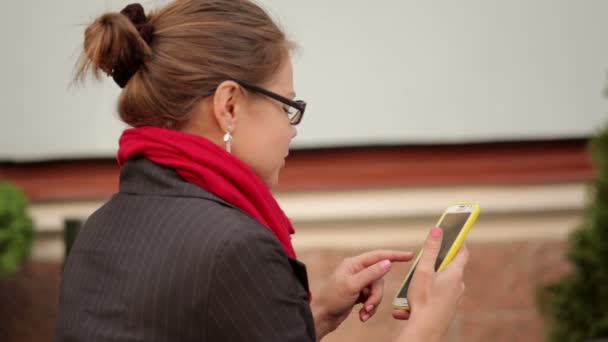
311,250,414,340
394,227,469,342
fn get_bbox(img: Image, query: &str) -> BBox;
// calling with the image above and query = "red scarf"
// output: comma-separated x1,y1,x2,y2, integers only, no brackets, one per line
117,126,296,258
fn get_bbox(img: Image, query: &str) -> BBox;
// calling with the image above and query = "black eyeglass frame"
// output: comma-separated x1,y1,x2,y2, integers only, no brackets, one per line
232,79,306,125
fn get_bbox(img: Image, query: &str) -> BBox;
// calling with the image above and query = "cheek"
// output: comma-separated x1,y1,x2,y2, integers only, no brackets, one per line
233,115,289,183
260,122,290,166
254,109,291,154
258,122,292,179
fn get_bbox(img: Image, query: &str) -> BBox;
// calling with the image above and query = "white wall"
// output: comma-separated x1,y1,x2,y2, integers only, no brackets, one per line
2,0,608,161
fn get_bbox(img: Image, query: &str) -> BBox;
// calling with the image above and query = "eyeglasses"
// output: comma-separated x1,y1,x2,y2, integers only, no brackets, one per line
233,79,306,125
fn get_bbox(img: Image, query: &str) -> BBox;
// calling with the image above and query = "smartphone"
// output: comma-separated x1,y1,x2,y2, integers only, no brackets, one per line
392,202,480,311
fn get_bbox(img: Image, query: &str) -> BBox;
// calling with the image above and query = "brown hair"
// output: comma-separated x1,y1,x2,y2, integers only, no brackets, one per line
76,0,292,128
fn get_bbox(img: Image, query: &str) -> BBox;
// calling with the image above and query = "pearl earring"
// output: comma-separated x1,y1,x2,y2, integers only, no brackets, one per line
223,124,233,153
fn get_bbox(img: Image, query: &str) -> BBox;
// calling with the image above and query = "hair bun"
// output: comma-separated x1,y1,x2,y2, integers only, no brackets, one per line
109,3,154,87
120,3,154,44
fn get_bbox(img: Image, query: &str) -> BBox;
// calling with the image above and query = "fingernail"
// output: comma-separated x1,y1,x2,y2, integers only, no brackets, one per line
431,227,442,238
366,304,374,313
379,259,391,270
362,313,370,321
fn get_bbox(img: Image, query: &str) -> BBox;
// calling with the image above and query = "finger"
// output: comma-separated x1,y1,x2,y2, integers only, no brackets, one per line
358,279,383,322
458,283,466,304
416,227,443,273
392,309,411,320
450,244,470,269
362,286,371,298
359,306,370,322
442,245,469,279
357,286,372,304
352,250,415,269
363,279,384,314
362,304,379,322
349,259,392,293
367,304,378,318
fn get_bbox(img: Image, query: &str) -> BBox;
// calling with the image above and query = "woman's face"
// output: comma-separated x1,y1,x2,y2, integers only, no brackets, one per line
232,58,298,188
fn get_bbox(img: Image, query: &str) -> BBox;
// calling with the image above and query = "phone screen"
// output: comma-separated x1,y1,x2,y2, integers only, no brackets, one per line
396,212,472,299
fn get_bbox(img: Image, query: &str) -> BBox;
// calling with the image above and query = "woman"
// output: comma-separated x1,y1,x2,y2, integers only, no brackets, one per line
55,1,468,341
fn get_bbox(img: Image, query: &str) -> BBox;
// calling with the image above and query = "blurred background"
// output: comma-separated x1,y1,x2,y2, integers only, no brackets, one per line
1,0,607,341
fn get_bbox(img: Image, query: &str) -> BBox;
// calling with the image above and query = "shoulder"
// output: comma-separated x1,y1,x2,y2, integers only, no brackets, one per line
84,190,284,276
101,187,276,242
181,195,281,249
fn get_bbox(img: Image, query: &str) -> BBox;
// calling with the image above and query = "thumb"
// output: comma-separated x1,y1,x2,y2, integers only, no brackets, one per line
349,259,392,293
417,227,443,272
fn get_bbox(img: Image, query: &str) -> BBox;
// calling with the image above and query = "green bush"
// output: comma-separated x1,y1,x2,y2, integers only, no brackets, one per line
538,125,608,342
0,182,34,278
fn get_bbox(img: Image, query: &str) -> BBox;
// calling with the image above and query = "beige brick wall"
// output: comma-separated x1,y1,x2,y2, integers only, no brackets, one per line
0,240,569,342
299,240,569,342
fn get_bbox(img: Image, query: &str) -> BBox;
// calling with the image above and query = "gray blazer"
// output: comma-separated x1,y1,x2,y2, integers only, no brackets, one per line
55,158,315,341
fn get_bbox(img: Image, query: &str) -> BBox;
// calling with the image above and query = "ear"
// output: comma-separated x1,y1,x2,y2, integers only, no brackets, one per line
212,80,242,132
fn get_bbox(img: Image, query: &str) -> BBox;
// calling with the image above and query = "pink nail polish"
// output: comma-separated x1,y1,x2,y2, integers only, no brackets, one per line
431,227,442,238
379,260,391,270
366,304,374,312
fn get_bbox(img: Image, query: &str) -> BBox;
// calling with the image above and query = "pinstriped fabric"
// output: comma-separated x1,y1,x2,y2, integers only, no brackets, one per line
208,230,314,341
55,158,315,341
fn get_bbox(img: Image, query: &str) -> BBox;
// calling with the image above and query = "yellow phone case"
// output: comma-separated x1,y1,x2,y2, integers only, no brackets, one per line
392,202,480,310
